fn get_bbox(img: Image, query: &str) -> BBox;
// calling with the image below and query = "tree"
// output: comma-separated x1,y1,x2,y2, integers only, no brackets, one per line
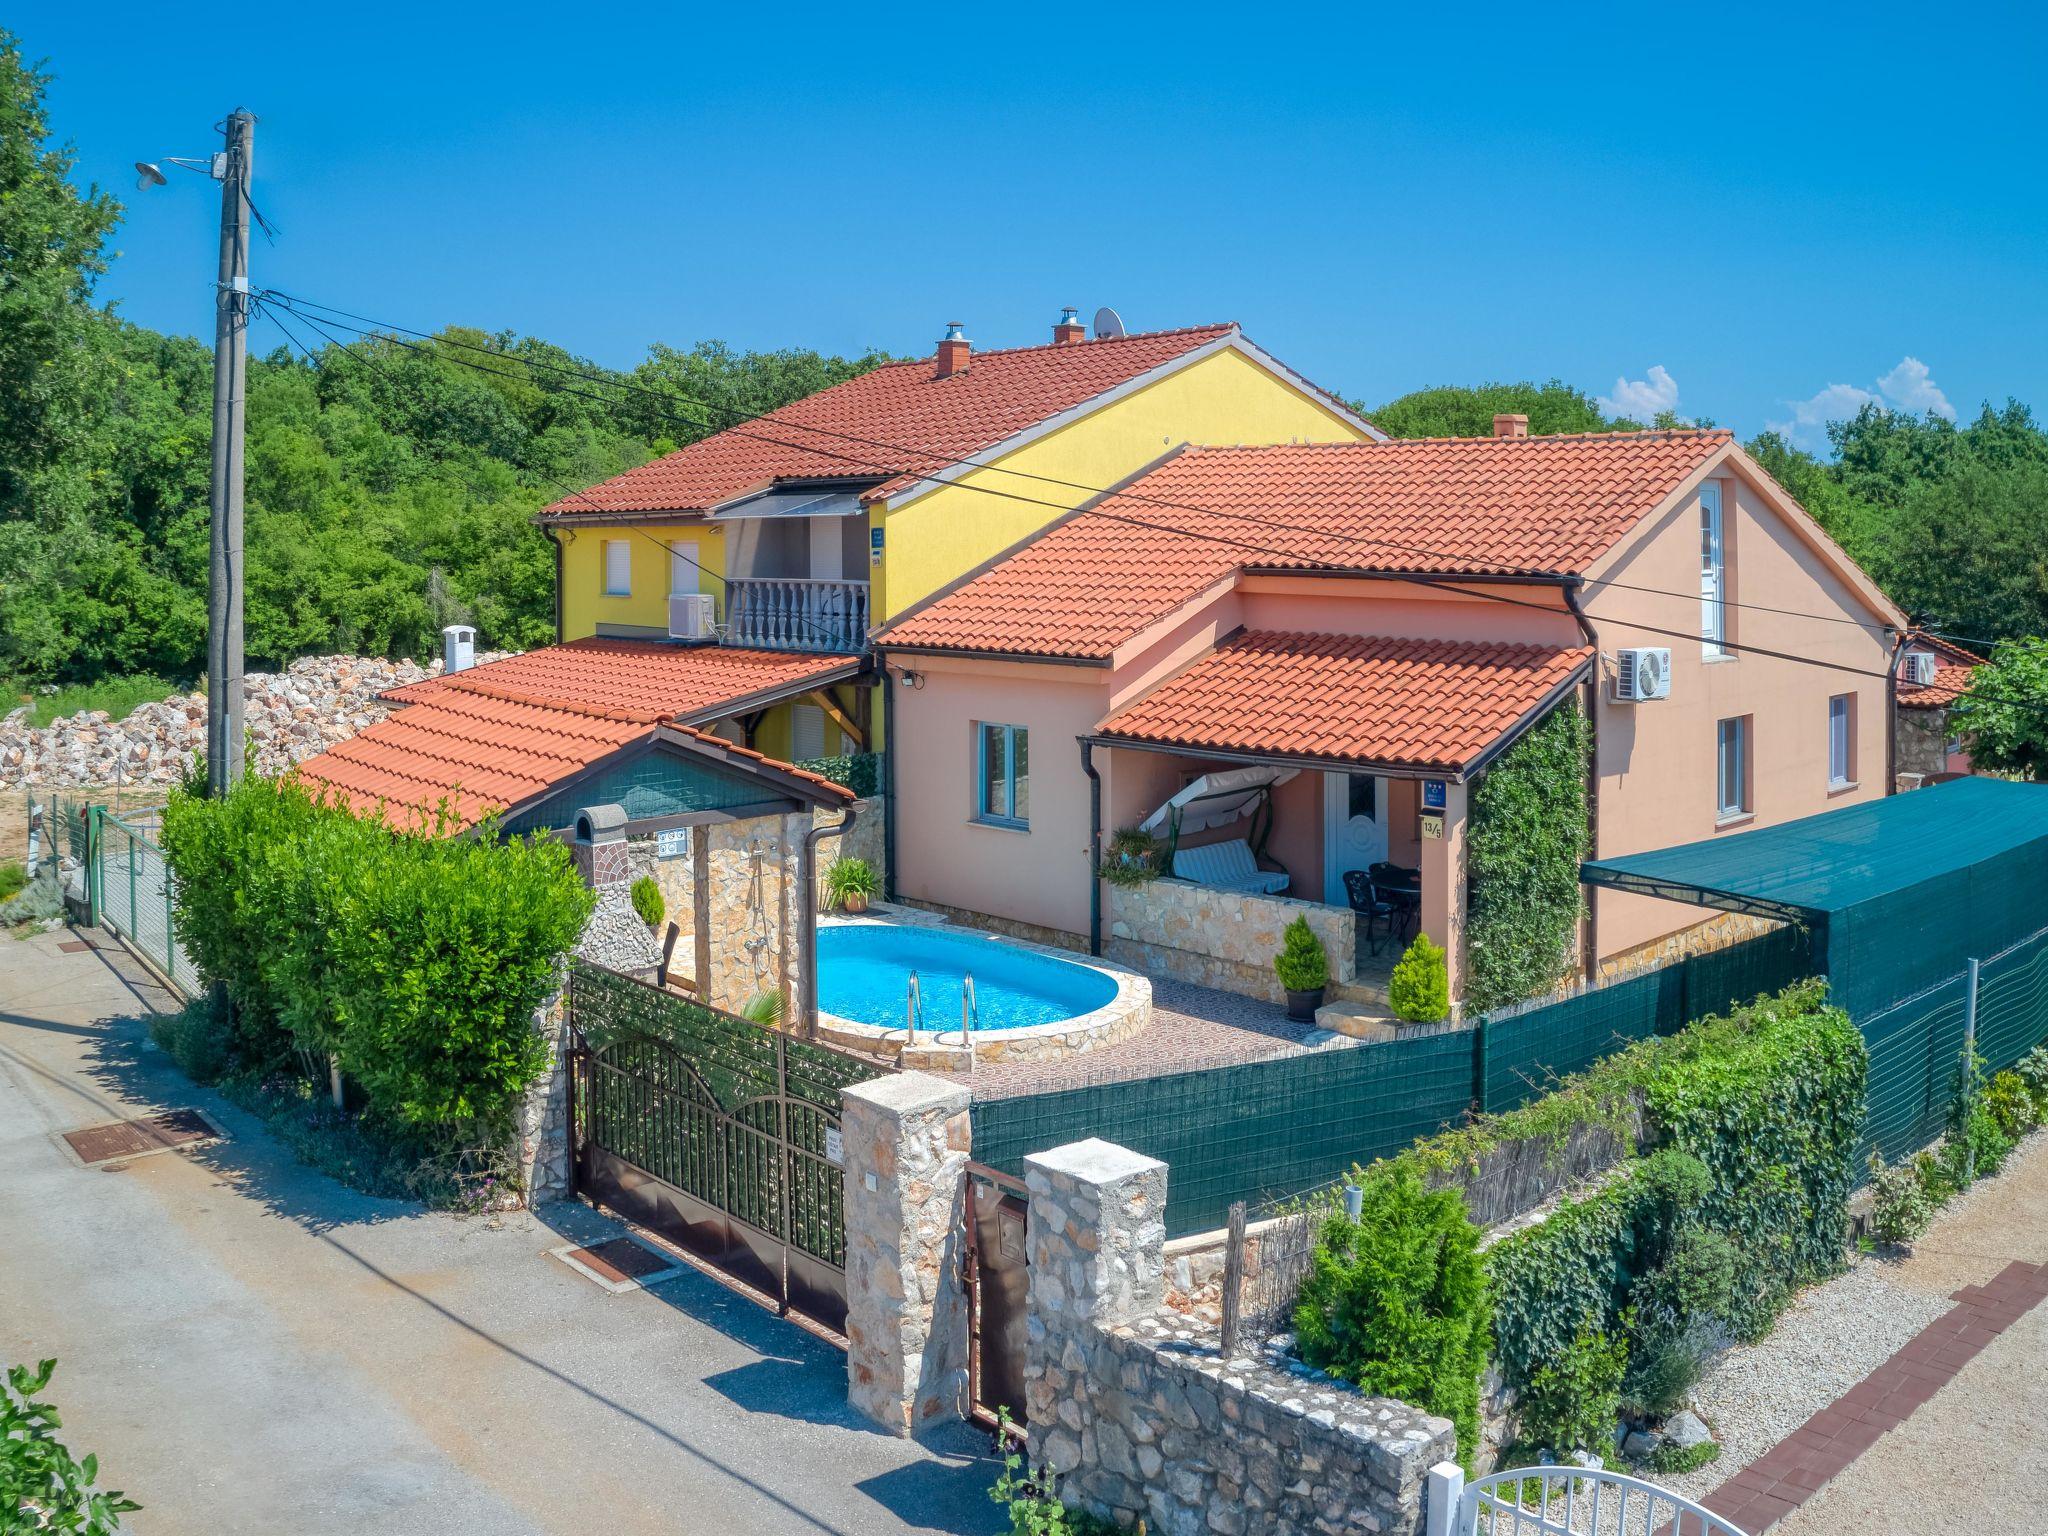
1363,380,1636,439
1951,638,2048,779
0,31,120,518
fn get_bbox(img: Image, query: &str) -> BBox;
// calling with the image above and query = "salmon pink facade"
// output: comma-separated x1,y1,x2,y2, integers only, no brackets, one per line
878,428,1906,1005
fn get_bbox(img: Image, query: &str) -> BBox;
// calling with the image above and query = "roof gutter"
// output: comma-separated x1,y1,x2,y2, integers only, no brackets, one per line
1564,579,1601,981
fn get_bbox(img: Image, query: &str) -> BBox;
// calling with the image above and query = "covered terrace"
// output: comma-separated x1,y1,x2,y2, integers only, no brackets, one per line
1084,628,1593,1007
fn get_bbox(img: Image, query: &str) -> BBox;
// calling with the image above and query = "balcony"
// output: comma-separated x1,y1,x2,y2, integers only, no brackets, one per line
724,577,871,654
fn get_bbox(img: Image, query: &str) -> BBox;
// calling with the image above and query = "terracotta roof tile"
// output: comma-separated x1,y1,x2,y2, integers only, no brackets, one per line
386,637,862,721
297,640,856,831
540,325,1237,519
1095,630,1593,774
1897,631,1985,709
880,431,1731,658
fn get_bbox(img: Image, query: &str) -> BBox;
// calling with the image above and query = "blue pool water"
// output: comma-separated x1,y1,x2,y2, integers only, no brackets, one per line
817,923,1117,1032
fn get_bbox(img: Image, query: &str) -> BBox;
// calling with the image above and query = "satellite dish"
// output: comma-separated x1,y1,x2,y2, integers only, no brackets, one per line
134,161,168,191
1092,306,1126,340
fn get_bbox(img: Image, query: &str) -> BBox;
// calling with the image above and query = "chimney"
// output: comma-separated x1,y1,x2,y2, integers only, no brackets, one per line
1052,307,1086,345
571,803,630,889
935,321,971,378
442,622,476,673
1493,413,1530,439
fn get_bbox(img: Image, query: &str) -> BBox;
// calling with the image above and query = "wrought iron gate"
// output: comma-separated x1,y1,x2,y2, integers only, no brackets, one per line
963,1162,1030,1426
564,959,885,1337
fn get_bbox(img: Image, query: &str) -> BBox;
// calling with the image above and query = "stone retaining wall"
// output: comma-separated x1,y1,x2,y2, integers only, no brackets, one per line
1024,1138,1454,1536
1107,878,1358,1004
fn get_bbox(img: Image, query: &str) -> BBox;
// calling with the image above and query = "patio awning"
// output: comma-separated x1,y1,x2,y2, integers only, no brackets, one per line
1138,765,1301,837
1093,630,1593,780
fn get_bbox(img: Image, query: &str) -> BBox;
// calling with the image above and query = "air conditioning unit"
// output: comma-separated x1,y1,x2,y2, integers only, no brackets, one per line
668,593,715,641
1613,647,1672,702
1900,651,1939,687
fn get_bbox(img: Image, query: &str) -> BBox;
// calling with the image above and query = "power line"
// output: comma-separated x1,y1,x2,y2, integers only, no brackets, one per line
258,287,1899,638
254,296,2048,723
257,301,866,658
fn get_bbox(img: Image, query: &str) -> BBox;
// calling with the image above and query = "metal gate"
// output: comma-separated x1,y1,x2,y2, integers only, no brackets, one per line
564,959,885,1337
963,1162,1030,1426
1430,1463,1747,1536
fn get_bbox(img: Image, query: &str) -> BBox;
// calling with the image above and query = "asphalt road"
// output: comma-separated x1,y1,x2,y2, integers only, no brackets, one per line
0,926,1003,1536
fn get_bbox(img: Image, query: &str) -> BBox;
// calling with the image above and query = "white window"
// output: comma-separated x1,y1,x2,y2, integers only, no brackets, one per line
1700,482,1727,658
1716,716,1749,820
975,722,1029,827
1828,694,1854,788
669,539,699,598
604,540,631,597
791,703,826,761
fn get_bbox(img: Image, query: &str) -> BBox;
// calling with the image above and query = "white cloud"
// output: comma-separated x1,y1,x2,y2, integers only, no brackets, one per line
1876,356,1955,420
1598,365,1682,425
1766,356,1955,452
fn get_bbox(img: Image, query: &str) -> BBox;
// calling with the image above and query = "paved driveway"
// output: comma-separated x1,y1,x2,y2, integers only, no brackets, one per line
0,927,1002,1536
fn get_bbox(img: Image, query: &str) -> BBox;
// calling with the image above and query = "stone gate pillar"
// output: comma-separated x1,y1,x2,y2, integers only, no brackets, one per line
1021,1138,1168,1475
841,1072,972,1435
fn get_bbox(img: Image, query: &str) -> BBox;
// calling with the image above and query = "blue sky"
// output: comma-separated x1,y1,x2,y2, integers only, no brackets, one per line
17,1,2045,451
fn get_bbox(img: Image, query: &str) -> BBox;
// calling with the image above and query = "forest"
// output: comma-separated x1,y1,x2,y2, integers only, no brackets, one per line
5,30,2045,704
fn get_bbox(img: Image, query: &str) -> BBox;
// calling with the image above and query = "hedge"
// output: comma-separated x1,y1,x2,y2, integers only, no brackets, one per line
161,776,594,1143
1484,979,1865,1393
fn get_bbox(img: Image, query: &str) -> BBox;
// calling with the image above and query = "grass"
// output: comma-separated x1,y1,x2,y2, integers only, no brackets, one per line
0,862,24,903
12,673,181,729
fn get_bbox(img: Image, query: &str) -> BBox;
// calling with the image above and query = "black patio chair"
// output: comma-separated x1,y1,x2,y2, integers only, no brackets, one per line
1341,869,1399,956
1369,861,1422,941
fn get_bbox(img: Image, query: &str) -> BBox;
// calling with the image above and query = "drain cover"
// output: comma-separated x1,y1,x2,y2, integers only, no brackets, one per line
552,1237,685,1292
62,1108,222,1167
58,939,92,953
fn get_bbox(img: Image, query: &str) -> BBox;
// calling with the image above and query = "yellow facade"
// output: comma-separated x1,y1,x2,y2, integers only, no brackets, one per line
556,523,725,639
871,346,1372,619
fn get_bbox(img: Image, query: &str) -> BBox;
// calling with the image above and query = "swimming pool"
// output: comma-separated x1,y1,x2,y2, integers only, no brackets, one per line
816,922,1119,1032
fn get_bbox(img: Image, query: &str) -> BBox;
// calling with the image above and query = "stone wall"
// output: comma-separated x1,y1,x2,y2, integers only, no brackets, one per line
1024,1138,1455,1536
1895,705,1952,780
1593,907,1785,980
517,987,572,1206
814,795,885,906
1107,878,1358,1004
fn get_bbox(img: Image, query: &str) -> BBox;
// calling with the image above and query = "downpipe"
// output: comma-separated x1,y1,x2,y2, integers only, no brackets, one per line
1081,738,1103,957
1564,581,1602,982
799,802,855,1039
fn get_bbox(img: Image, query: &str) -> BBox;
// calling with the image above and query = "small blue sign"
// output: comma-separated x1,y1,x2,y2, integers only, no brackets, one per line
1422,779,1448,812
870,527,885,551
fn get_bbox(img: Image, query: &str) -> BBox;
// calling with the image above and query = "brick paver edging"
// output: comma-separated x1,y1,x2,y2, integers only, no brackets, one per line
1702,1259,2048,1532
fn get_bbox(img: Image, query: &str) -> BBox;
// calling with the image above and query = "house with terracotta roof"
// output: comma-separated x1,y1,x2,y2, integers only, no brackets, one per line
876,418,1910,1008
530,311,1379,763
1895,631,1984,783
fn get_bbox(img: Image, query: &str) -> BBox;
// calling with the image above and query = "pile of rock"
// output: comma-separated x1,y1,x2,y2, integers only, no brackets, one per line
0,652,509,789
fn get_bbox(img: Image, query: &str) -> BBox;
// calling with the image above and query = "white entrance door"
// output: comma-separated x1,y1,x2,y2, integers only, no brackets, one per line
1322,772,1388,906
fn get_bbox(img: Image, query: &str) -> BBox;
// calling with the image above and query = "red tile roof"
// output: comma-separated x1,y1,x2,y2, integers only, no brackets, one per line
1095,630,1594,774
297,640,857,831
1897,631,1986,709
538,325,1237,519
386,637,862,722
880,431,1731,659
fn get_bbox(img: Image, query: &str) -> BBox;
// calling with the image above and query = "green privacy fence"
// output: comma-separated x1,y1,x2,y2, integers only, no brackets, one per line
1479,924,1816,1112
971,1026,1478,1238
1857,922,2048,1167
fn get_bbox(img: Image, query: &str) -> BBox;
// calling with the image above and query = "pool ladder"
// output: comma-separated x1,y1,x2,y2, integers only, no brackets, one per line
901,970,977,1074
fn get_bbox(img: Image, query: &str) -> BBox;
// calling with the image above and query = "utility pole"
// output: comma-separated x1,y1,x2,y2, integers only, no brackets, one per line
205,110,254,796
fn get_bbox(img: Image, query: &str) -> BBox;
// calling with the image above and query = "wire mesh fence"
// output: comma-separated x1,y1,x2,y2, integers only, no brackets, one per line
1217,1180,1350,1352
93,810,202,996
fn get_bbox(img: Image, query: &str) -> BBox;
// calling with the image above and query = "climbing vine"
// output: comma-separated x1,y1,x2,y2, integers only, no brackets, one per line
1465,704,1591,1014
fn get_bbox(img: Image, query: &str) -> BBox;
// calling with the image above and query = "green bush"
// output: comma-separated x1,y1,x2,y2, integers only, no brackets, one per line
1867,1151,1934,1246
1517,1328,1625,1457
2015,1044,2048,1106
1647,1439,1721,1476
824,856,880,906
1293,1164,1491,1462
988,1411,1119,1534
0,861,24,902
2,1358,140,1533
1986,1070,2040,1139
630,874,665,928
147,1000,234,1085
1274,915,1329,993
1466,704,1590,1012
161,776,593,1147
1617,1325,1703,1424
1388,933,1450,1022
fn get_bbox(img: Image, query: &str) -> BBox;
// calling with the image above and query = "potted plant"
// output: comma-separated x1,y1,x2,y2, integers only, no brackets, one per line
1274,915,1329,1021
1388,933,1451,1024
1098,826,1162,888
826,855,879,914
